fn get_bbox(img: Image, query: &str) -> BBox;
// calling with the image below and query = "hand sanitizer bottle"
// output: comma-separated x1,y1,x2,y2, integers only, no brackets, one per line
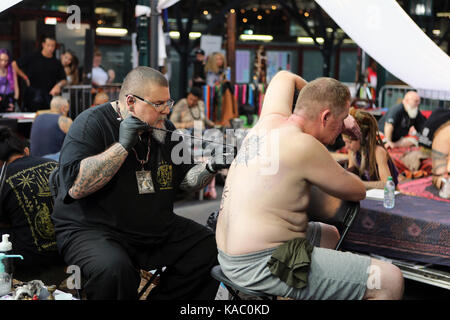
0,253,23,297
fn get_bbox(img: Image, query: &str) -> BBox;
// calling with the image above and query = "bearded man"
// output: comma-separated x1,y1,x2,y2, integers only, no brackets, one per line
378,91,426,148
51,67,226,300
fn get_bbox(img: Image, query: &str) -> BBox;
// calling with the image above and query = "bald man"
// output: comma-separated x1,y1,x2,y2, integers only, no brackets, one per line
29,96,72,158
216,71,404,300
378,91,427,149
51,67,223,299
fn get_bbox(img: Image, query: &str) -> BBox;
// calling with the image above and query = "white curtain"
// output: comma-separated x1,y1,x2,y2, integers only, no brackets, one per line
0,0,22,13
315,0,450,100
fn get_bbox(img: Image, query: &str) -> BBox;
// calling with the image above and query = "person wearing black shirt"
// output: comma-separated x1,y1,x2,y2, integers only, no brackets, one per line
418,108,450,190
12,36,67,111
192,49,206,88
51,66,228,300
378,91,426,149
0,126,62,280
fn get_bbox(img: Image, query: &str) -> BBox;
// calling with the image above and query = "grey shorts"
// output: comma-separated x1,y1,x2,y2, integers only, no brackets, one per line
218,222,372,300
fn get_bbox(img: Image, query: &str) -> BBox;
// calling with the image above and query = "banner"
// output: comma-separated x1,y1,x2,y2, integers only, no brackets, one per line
315,0,450,100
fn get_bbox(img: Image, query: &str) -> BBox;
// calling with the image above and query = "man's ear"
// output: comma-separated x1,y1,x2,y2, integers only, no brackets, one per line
320,109,331,127
24,147,30,156
126,96,135,111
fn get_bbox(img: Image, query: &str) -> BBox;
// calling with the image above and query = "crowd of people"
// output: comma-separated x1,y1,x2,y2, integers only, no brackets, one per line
0,39,448,300
0,35,117,114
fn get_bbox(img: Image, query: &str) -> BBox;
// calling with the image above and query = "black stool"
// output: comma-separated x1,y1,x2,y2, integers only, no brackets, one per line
211,200,360,300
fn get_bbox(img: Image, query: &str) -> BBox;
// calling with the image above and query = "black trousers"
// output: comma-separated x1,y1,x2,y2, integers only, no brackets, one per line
22,86,52,112
58,215,219,300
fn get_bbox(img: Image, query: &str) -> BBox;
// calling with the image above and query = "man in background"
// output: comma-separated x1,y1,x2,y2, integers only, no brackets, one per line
378,91,426,149
12,36,67,111
29,96,72,161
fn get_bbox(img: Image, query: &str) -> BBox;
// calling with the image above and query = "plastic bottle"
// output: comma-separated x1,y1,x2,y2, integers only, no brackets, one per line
439,177,449,199
0,253,23,297
226,67,231,81
383,176,395,209
0,234,13,274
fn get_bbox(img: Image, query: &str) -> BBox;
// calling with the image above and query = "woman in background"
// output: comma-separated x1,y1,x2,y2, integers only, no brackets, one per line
205,52,226,87
343,107,399,189
61,50,79,85
0,49,19,112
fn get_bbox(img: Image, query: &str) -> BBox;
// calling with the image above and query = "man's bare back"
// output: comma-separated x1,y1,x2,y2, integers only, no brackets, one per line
216,112,362,255
216,71,365,255
216,115,310,254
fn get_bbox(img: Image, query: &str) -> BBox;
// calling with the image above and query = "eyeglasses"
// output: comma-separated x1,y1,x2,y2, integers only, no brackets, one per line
129,94,174,110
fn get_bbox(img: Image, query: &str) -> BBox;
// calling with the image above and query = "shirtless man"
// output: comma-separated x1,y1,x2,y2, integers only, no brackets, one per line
216,71,404,300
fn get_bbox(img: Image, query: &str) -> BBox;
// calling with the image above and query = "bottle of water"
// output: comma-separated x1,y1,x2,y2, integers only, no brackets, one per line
383,176,395,209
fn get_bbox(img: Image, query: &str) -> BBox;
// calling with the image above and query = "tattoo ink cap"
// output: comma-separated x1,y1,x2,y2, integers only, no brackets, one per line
0,234,13,275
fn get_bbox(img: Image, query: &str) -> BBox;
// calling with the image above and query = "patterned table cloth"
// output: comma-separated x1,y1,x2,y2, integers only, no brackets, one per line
342,194,450,266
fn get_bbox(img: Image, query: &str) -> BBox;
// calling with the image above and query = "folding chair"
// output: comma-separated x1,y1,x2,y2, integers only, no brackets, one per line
211,193,360,300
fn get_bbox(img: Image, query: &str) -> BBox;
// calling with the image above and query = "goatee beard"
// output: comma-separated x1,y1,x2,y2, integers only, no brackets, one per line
151,123,167,144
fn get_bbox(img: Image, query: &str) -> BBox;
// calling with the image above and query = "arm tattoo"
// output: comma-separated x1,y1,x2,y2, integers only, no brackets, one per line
179,163,214,192
69,143,128,199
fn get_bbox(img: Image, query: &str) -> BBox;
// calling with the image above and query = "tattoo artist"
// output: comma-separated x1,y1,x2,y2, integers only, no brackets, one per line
51,67,229,300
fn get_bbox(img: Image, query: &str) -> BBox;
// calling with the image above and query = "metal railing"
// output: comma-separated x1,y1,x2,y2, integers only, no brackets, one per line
378,85,450,111
62,84,122,119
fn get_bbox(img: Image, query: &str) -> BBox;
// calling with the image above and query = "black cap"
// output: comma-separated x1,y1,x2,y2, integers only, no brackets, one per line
194,48,205,55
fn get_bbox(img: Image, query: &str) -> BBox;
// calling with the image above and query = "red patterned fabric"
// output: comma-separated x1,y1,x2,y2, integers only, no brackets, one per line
387,146,432,178
398,176,450,203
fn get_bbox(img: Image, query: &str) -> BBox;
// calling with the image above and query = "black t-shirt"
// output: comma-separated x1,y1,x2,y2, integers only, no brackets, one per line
17,51,66,93
0,156,60,268
418,108,450,149
193,60,206,86
378,103,427,142
51,103,196,248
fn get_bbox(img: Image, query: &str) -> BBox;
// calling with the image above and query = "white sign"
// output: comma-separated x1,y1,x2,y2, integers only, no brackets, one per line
200,35,223,58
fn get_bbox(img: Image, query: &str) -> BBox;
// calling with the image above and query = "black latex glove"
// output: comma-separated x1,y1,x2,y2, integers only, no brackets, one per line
118,116,150,151
206,148,235,173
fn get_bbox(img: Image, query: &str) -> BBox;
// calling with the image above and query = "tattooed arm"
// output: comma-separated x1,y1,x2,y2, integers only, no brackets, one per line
179,162,215,192
68,143,128,199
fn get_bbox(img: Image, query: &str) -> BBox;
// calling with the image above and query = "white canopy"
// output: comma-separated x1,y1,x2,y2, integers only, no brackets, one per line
315,0,450,100
0,0,22,13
